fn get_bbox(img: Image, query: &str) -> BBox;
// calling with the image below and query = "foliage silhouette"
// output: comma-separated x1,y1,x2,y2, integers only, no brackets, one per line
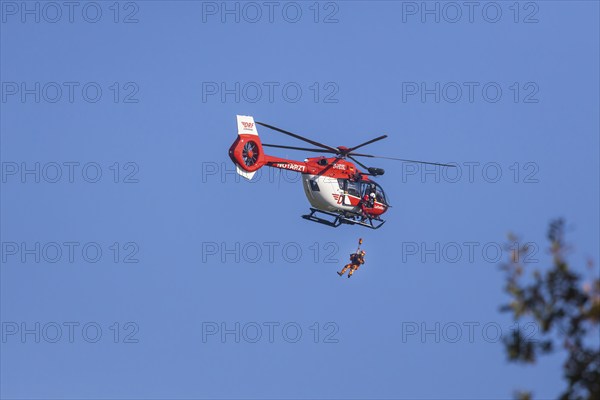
500,219,599,400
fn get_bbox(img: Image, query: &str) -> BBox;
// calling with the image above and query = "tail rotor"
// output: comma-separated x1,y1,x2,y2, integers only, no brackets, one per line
229,115,266,179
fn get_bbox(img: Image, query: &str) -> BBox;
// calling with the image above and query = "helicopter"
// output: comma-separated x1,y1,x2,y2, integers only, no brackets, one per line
228,115,455,229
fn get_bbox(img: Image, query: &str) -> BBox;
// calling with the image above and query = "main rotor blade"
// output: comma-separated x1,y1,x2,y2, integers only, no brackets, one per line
256,121,339,153
349,135,388,152
350,153,457,168
263,143,337,153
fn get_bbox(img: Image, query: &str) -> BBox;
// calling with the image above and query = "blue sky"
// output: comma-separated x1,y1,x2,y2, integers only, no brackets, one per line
1,1,599,399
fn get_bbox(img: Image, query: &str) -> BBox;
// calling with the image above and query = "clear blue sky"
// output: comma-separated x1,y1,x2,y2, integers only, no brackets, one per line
1,1,599,399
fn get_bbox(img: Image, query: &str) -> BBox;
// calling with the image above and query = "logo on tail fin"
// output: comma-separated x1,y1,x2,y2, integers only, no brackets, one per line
237,115,259,136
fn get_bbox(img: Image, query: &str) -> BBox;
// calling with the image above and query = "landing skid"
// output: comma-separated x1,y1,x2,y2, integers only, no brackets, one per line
301,208,386,230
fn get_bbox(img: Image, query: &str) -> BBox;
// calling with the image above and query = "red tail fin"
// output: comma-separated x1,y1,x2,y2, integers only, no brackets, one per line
228,115,265,179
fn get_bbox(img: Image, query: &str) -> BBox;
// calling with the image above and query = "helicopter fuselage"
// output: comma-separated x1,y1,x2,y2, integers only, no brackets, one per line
297,158,389,217
228,115,390,224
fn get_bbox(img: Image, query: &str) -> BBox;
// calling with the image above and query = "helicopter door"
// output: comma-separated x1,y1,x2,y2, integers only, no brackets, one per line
343,179,361,206
360,183,375,208
336,179,351,206
343,194,352,206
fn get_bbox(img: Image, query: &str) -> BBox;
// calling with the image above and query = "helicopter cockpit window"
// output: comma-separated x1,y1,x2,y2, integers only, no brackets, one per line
361,183,375,197
375,186,386,204
371,183,389,205
360,182,388,205
309,179,320,192
337,179,345,190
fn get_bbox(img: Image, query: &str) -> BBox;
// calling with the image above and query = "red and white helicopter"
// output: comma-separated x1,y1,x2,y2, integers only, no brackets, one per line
229,115,454,229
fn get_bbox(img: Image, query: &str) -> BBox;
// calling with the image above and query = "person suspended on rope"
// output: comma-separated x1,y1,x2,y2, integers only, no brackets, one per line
337,249,366,278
